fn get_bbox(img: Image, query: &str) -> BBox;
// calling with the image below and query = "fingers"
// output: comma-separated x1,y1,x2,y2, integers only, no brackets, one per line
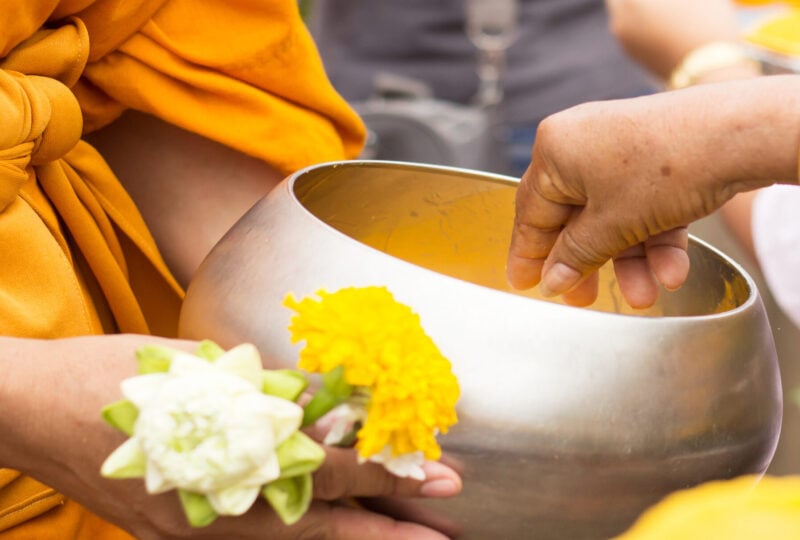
612,228,690,309
506,163,576,291
359,496,463,538
527,215,690,308
613,245,660,309
291,503,452,540
313,447,462,501
645,228,690,291
536,207,624,298
561,270,599,307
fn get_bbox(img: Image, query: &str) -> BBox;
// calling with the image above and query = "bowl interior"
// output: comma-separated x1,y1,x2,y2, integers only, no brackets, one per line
293,161,750,317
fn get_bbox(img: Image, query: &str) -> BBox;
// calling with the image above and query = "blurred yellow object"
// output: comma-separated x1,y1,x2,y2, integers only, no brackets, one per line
616,475,800,540
746,9,800,56
737,0,800,6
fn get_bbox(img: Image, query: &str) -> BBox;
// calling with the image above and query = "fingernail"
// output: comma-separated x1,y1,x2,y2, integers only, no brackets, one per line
539,263,581,297
420,478,460,497
420,461,461,497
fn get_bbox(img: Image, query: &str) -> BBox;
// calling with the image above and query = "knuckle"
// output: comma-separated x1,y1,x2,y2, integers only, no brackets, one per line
377,468,400,496
297,518,332,540
313,464,348,500
559,226,606,269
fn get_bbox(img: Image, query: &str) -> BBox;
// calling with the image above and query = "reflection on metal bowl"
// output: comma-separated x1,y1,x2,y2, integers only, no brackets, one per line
179,161,782,539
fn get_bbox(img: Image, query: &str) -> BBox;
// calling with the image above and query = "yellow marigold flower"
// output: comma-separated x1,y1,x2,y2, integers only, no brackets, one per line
617,475,800,540
284,286,460,462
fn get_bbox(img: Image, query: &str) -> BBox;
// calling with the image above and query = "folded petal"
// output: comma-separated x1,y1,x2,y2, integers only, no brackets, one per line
169,351,216,375
214,343,264,388
100,438,147,478
246,452,281,487
120,373,168,408
261,395,304,444
144,460,174,494
207,484,261,516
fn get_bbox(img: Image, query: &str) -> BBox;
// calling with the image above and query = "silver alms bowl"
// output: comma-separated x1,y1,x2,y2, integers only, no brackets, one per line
179,161,782,539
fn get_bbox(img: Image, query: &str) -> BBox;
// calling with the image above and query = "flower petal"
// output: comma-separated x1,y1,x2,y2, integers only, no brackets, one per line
144,459,174,494
213,343,264,388
169,352,216,376
101,400,139,436
246,451,282,487
178,490,218,527
321,403,366,446
194,340,225,361
261,395,304,444
276,432,325,478
263,474,313,526
120,373,168,409
100,438,147,479
206,485,261,516
135,345,177,374
369,448,426,480
262,369,308,402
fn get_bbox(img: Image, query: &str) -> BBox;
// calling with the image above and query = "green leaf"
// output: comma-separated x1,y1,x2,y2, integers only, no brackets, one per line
301,366,354,427
178,490,218,528
195,340,225,361
301,387,342,427
100,439,146,478
135,345,177,374
263,474,313,526
276,432,326,478
263,370,309,402
101,400,139,436
322,365,353,400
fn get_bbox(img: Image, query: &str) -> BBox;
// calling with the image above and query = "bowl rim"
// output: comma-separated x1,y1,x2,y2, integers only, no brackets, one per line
281,159,761,322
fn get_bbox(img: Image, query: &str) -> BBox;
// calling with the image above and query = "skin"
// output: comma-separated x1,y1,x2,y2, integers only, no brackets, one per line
606,0,764,264
1,111,462,539
606,0,743,81
506,75,800,309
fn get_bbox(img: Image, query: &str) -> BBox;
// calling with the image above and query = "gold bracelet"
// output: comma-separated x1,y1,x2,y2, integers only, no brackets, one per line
667,41,761,90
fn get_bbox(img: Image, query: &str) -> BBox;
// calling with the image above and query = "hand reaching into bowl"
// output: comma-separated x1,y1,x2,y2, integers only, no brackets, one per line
506,75,800,308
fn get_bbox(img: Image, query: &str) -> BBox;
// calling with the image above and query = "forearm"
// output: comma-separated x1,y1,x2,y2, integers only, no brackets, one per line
664,75,800,196
0,335,200,532
0,335,194,482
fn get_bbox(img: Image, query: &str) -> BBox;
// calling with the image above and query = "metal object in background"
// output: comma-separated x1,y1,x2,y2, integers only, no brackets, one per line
466,0,519,107
345,1,520,174
181,161,782,540
352,73,495,171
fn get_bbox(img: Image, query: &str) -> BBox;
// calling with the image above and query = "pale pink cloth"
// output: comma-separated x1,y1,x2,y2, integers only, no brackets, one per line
752,184,800,329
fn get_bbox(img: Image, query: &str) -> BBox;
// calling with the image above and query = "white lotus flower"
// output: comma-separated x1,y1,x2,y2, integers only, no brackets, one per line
321,402,367,446
101,344,303,516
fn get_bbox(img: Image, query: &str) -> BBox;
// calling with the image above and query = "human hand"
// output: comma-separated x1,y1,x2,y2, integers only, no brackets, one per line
0,334,461,540
506,77,800,308
606,0,741,79
117,447,461,540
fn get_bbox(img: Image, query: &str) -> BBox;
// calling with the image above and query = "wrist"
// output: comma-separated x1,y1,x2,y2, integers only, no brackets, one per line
0,336,139,470
685,76,800,189
668,41,762,90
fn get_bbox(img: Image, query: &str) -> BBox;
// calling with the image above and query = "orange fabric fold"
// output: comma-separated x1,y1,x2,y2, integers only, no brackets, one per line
76,0,365,173
0,0,364,537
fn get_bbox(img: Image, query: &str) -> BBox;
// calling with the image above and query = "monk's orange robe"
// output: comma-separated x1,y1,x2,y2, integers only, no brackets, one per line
0,0,365,537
